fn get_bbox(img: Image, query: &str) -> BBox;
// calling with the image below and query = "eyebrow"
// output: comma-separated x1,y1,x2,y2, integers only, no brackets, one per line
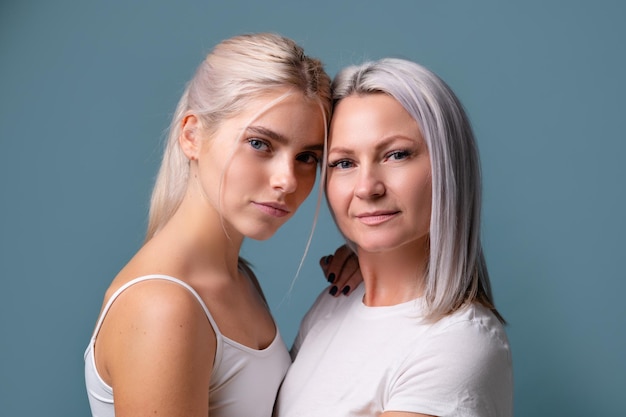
329,135,418,155
247,125,324,152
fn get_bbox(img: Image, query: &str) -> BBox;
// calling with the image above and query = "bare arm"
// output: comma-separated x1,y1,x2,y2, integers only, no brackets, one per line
99,281,216,417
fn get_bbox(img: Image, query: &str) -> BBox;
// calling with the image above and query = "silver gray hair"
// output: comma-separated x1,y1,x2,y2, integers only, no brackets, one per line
332,58,502,322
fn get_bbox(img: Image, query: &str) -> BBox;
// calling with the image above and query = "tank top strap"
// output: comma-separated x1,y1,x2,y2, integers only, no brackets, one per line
90,274,221,340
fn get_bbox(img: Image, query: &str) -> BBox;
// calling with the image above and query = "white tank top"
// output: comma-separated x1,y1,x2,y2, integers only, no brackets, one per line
84,274,291,417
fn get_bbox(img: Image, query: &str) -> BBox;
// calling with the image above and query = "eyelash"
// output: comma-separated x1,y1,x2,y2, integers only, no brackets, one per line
328,159,353,169
386,150,412,161
328,149,413,169
297,152,321,165
248,138,270,152
248,138,320,165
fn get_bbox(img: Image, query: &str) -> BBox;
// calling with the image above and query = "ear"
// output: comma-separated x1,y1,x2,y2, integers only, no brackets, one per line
179,114,203,160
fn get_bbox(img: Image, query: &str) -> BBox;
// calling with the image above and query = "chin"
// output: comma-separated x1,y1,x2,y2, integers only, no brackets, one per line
356,245,393,254
245,226,281,241
354,239,413,254
249,234,274,241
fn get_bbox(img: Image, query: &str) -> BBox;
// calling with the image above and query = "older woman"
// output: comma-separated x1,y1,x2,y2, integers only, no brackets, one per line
275,58,513,417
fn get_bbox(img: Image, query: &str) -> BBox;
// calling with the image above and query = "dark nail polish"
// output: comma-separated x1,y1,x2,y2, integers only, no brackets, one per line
342,285,350,295
329,285,338,296
327,273,336,283
325,255,333,265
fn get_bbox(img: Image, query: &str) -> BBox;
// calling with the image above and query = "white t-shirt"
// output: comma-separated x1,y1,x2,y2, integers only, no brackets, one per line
85,275,290,417
275,283,513,417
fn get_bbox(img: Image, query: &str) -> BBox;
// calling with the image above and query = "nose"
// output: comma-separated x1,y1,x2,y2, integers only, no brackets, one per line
270,160,298,194
354,164,385,199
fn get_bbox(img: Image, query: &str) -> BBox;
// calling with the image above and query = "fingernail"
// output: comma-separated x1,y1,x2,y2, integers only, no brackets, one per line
325,255,333,265
329,286,338,296
342,286,350,295
327,273,336,283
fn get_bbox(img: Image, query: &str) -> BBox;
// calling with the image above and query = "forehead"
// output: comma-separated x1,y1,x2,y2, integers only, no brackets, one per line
229,89,325,144
329,93,421,146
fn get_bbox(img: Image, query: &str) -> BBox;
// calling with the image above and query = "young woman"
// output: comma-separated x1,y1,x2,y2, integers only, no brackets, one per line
275,58,513,417
84,33,334,417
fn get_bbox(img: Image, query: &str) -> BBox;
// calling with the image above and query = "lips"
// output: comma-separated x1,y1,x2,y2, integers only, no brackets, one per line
355,210,400,226
252,201,291,218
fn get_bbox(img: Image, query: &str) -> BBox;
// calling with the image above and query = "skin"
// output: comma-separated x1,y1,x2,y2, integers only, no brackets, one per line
93,89,325,417
319,245,361,296
326,93,435,417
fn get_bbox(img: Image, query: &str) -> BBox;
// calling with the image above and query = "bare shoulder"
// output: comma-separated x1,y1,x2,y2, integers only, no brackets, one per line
103,278,214,348
115,278,203,315
96,278,216,385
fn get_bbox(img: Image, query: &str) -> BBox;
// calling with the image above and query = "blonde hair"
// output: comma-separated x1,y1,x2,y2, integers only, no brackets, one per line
146,33,331,240
332,58,503,323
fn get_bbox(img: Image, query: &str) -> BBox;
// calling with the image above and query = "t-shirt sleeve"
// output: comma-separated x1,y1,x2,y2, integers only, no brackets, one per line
385,318,513,417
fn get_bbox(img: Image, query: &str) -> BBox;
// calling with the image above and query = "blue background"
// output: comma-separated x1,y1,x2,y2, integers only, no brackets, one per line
1,1,624,415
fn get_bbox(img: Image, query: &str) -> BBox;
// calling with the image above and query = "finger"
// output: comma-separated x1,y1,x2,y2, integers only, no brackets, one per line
319,244,353,282
331,253,358,289
330,249,361,297
319,254,333,277
339,267,363,296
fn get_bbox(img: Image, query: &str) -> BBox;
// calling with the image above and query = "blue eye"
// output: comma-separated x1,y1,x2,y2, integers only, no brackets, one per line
328,160,353,169
388,150,411,160
248,138,269,151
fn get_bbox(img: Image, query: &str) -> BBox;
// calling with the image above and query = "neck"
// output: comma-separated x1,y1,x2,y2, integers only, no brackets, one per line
358,239,429,307
153,186,245,278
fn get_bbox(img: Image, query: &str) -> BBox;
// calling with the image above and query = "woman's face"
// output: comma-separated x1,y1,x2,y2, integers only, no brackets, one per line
326,93,432,254
186,89,325,240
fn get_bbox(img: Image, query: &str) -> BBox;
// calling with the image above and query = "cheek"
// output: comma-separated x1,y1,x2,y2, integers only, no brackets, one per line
303,168,319,189
223,160,255,188
293,169,319,202
326,178,349,216
410,179,432,227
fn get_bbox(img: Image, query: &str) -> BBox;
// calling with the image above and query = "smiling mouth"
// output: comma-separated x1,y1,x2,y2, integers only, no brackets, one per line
252,202,290,218
356,211,400,225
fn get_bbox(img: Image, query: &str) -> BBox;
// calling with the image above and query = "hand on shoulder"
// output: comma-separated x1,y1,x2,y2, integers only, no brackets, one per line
320,245,362,297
